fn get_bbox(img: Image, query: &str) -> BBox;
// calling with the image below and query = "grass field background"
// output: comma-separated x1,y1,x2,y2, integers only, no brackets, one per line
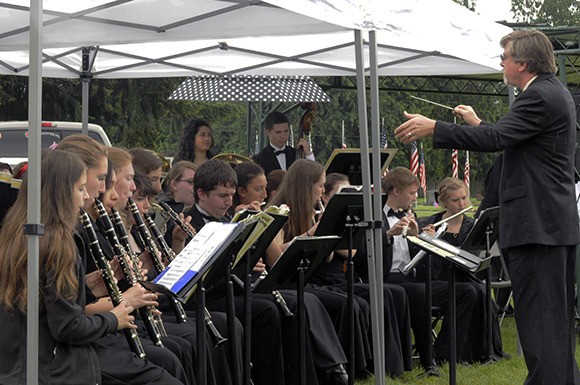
355,200,580,384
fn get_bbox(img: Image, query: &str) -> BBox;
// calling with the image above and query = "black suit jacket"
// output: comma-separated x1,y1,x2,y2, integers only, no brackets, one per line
434,74,579,248
252,145,297,176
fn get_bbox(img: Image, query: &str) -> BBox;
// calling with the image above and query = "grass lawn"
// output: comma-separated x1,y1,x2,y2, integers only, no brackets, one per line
355,200,580,384
357,316,580,384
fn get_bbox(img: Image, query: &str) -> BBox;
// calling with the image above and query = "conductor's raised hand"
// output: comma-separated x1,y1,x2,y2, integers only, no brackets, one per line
111,300,137,330
394,111,436,144
453,105,481,126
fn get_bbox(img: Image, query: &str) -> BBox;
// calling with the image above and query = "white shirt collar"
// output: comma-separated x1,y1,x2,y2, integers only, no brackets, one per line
522,75,538,91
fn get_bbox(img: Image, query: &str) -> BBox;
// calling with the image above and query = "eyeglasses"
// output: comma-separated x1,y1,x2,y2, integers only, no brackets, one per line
178,179,194,185
500,53,510,61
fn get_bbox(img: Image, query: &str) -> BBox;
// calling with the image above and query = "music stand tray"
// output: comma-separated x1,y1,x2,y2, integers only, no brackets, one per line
324,148,396,185
140,221,246,303
314,192,386,249
461,206,499,253
406,233,491,273
231,212,288,277
253,235,342,293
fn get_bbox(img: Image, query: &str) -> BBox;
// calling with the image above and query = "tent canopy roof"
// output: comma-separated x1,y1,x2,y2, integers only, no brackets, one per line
0,0,512,79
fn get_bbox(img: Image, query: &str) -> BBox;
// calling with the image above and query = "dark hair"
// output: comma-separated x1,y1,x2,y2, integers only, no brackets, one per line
266,169,286,196
264,111,289,131
381,167,419,194
0,162,12,174
500,29,556,74
269,159,324,242
324,173,349,195
193,159,237,201
104,159,115,190
175,118,215,162
232,162,265,208
133,172,157,198
129,147,163,175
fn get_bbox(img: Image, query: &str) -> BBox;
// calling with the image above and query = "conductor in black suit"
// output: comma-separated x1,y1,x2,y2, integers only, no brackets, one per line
252,111,314,176
395,29,580,385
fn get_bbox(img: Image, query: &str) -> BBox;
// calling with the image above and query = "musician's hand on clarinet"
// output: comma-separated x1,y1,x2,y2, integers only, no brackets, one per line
252,258,266,273
85,270,115,298
138,250,156,275
297,138,312,156
111,300,137,330
453,105,481,126
172,213,194,242
109,256,124,281
123,284,159,310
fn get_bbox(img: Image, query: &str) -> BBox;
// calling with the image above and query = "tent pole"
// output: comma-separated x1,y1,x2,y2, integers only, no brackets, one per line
81,47,92,136
27,0,43,384
369,30,386,378
354,29,384,385
82,79,89,135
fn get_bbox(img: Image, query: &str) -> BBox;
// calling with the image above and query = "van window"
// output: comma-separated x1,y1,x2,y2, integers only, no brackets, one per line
0,129,106,157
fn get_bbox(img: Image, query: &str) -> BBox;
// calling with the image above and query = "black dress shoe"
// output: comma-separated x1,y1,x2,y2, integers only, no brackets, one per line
325,364,348,385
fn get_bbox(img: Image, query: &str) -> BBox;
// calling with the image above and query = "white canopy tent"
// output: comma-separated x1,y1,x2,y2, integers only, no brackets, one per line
0,0,507,78
6,1,511,384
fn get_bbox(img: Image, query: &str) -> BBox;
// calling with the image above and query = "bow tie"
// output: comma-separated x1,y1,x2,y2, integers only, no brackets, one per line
387,208,407,219
200,212,218,222
273,147,289,156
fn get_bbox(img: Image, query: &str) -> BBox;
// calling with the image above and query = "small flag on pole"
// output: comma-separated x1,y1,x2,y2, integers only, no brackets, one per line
451,149,458,178
410,141,419,177
341,120,347,149
464,151,470,193
380,117,388,148
419,142,427,195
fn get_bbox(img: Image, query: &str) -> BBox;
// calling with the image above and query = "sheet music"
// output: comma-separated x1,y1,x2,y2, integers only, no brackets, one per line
153,221,240,293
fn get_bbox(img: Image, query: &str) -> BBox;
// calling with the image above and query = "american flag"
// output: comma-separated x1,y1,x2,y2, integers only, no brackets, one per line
419,142,427,194
410,141,419,176
380,117,388,148
341,120,347,149
464,151,470,192
451,149,458,178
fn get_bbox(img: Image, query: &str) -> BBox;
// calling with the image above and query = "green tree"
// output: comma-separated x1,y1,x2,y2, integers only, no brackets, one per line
511,0,580,25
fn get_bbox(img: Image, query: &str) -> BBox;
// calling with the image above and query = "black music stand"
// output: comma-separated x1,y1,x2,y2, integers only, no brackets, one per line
314,192,386,384
324,148,396,185
254,235,342,385
140,221,245,385
231,212,288,278
407,233,490,385
461,206,500,364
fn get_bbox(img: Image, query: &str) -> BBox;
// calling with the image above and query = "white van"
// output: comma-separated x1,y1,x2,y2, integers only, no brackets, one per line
0,121,111,167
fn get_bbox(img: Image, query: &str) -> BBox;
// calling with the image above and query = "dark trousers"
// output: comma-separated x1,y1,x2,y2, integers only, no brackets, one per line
509,244,580,385
386,273,477,368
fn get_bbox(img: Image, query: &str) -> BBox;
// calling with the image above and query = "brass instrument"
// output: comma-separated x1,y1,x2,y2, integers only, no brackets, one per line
79,209,147,359
94,200,167,346
212,153,253,164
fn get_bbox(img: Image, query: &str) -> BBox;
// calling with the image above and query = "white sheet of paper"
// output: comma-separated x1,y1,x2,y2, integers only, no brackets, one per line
154,221,239,293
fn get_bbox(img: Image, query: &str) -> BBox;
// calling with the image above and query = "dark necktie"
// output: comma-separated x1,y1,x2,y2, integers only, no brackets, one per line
387,208,406,219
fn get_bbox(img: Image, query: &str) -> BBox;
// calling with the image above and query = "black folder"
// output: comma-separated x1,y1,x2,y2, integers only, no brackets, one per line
253,235,341,292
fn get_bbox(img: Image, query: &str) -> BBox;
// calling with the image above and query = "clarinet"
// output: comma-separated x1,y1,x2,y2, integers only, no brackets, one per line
141,212,188,324
253,270,293,317
79,209,147,359
144,213,227,347
158,201,195,239
93,200,167,346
